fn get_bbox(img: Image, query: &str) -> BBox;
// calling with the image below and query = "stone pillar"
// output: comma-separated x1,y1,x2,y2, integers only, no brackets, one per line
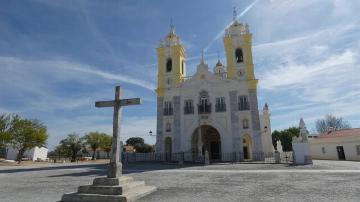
197,125,203,158
173,96,181,153
204,150,210,166
155,97,164,153
248,89,263,160
108,86,122,178
274,150,280,164
229,91,243,160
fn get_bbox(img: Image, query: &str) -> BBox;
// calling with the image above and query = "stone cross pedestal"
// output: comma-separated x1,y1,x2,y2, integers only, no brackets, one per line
60,86,156,202
292,118,313,165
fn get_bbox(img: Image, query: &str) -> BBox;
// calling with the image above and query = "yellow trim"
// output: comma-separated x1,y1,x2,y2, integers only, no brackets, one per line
224,33,256,82
247,79,258,90
156,43,186,97
223,36,235,79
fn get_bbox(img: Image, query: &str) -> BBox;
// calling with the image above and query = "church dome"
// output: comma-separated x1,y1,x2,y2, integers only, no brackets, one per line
216,59,223,67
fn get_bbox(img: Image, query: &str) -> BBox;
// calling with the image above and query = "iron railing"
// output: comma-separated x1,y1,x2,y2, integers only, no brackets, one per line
215,104,226,112
163,108,173,116
121,151,293,164
198,104,211,114
184,106,194,114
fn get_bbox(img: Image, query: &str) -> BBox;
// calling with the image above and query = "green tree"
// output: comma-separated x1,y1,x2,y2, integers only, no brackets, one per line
50,145,70,160
84,132,106,160
126,137,153,153
9,118,48,163
59,133,84,162
135,143,154,153
278,127,299,152
271,130,281,151
315,114,351,134
126,137,144,146
0,114,15,148
100,134,112,158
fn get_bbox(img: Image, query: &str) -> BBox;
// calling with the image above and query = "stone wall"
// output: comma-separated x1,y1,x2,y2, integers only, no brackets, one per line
155,97,164,153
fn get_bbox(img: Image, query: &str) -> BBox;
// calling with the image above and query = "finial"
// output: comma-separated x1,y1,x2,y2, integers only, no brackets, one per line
264,103,269,111
200,49,205,64
169,17,175,34
233,7,237,21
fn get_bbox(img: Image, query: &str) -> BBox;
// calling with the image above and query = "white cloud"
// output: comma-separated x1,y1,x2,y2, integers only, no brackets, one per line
260,50,357,90
0,56,156,91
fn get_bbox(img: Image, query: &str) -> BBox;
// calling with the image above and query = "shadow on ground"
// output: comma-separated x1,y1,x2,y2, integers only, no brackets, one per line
0,162,201,177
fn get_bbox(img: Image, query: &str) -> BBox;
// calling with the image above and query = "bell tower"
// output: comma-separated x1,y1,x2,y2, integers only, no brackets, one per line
223,9,257,90
156,24,186,97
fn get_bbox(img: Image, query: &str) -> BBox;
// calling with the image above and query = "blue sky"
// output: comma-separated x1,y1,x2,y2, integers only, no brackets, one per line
0,0,360,149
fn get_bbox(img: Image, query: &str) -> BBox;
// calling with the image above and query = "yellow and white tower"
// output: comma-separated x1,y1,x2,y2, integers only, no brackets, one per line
223,13,257,90
155,24,186,153
156,25,186,97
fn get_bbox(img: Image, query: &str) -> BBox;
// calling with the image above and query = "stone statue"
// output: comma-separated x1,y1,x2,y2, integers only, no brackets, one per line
293,118,309,143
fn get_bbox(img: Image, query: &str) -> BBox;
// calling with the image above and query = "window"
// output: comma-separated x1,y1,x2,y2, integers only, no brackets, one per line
184,100,194,114
181,60,184,74
243,119,249,129
215,97,226,112
164,101,173,116
238,96,250,111
198,91,211,114
198,96,211,113
166,59,172,72
165,122,171,132
322,147,326,154
235,48,243,63
356,145,360,155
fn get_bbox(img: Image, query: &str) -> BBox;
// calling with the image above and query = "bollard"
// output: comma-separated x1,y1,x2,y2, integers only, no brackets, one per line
274,150,280,164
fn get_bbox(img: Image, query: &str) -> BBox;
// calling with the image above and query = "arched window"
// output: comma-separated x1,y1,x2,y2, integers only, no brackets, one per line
166,59,172,72
235,48,243,63
181,60,184,74
243,119,249,129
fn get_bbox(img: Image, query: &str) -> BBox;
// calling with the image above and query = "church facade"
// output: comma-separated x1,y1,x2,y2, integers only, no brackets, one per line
155,18,273,161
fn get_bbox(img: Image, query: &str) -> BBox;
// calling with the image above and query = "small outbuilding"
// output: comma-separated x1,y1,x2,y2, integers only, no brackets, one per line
6,146,48,161
310,128,360,161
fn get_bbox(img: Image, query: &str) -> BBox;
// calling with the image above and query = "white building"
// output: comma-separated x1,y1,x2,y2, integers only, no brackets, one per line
155,16,273,161
310,128,360,161
6,146,48,161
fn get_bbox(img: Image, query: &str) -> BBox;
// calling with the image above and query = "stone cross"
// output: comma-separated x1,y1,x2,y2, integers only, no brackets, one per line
95,86,141,178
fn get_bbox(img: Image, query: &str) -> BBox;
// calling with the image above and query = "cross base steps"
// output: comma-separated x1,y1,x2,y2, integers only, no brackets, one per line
60,176,156,202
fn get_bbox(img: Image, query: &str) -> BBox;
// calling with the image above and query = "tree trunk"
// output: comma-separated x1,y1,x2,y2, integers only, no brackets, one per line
92,149,96,160
16,148,26,164
71,150,77,162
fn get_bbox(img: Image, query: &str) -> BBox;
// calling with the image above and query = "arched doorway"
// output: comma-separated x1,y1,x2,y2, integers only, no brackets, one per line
164,137,172,161
192,125,221,161
243,134,252,160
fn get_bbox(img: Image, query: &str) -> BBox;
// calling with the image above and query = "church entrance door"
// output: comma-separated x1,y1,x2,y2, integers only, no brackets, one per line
243,146,248,159
210,141,220,160
192,125,221,161
243,135,252,160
